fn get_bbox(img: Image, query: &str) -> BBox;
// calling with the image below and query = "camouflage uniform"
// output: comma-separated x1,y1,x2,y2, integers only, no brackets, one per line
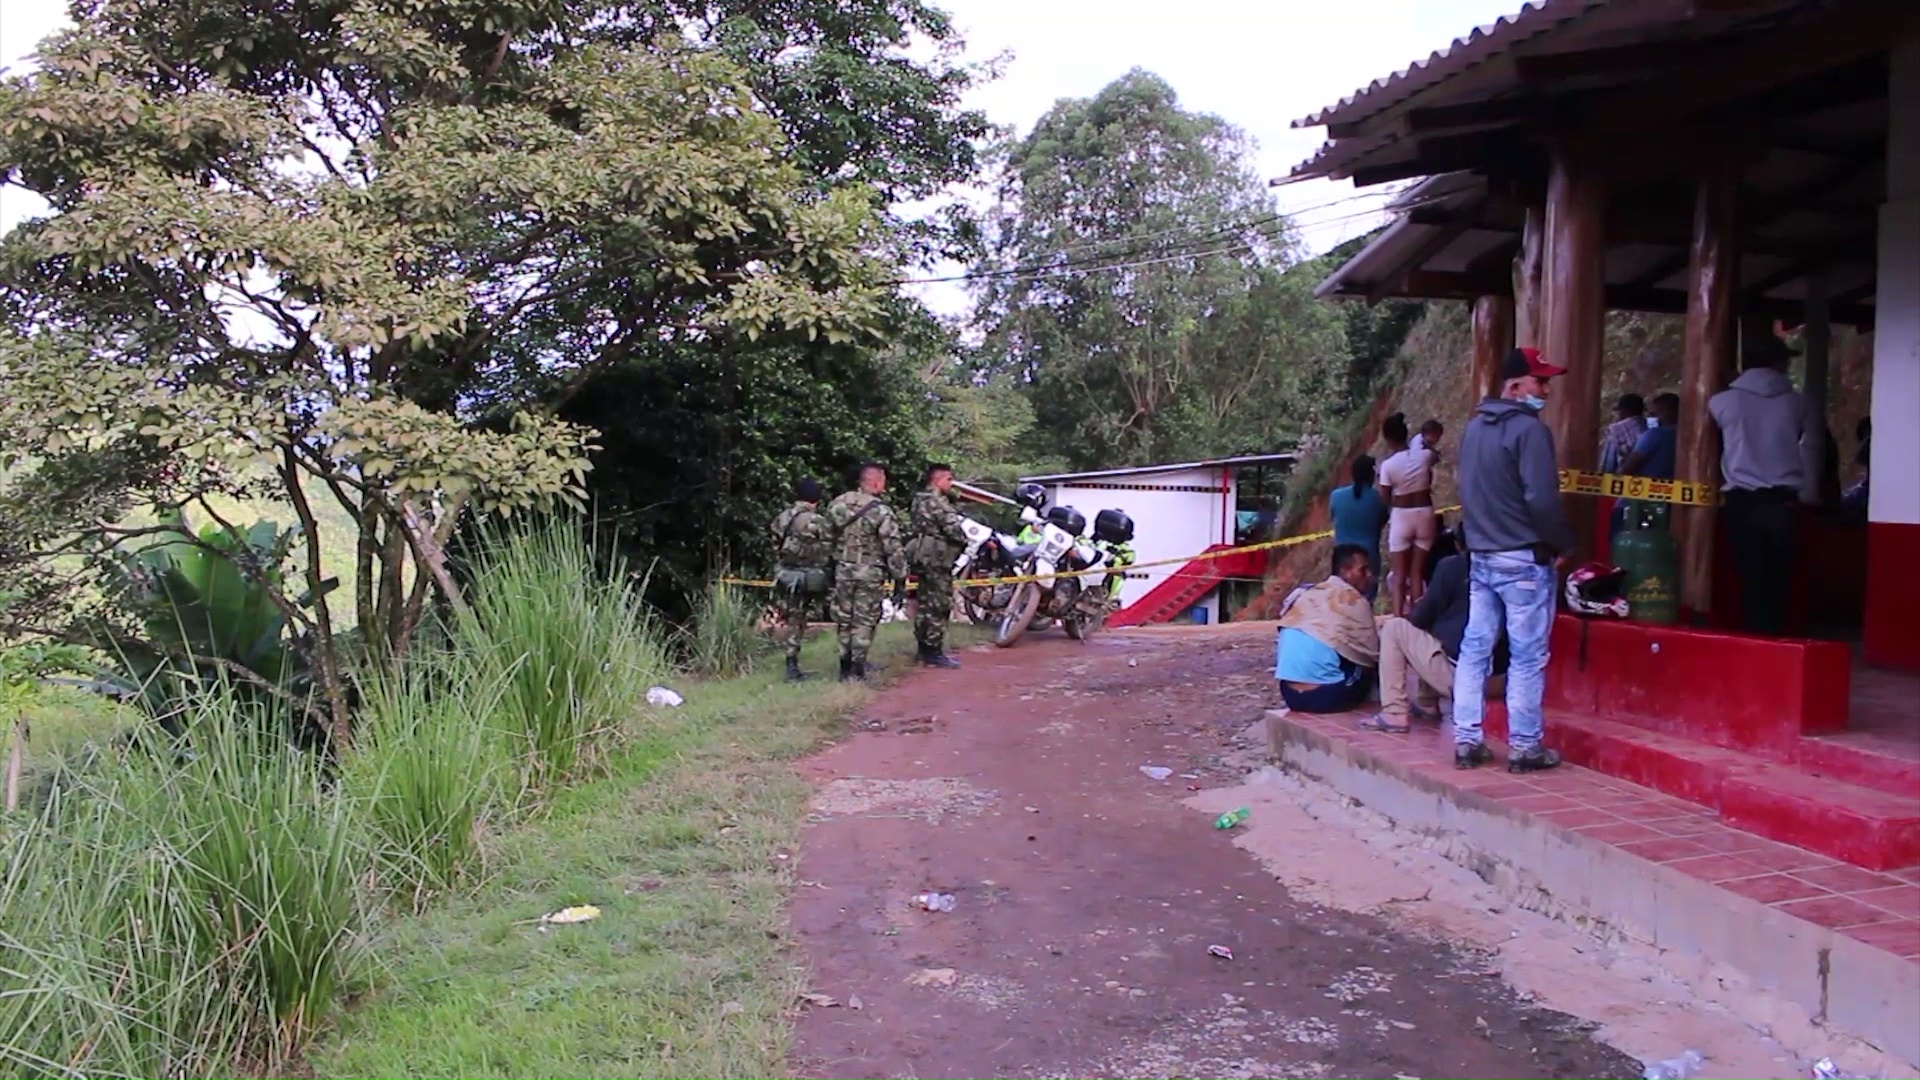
825,489,907,670
908,487,971,655
768,500,830,664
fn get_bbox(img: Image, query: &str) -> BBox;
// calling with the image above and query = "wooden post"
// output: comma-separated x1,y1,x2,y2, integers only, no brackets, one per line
1678,164,1740,615
1801,270,1832,506
1540,147,1607,560
1512,203,1545,349
1471,294,1515,402
3,718,23,814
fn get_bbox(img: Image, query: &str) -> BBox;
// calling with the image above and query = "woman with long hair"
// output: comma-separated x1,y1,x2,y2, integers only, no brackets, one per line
1328,452,1388,602
1378,412,1438,616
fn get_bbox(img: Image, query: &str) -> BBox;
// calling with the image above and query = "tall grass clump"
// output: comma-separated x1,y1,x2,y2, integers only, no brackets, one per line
454,521,672,790
683,579,762,678
0,690,359,1077
341,659,511,908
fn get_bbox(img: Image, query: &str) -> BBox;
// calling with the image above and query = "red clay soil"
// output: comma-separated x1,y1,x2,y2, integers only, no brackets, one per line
787,624,1641,1080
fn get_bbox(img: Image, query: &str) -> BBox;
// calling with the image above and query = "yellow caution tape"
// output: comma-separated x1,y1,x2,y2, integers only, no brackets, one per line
721,470,1712,593
1559,469,1718,507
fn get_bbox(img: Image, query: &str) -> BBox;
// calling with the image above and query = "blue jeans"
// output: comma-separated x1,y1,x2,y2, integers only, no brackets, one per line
1452,550,1555,752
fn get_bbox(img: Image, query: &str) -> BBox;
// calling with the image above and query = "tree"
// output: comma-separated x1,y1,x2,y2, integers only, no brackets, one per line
0,0,889,749
972,69,1346,469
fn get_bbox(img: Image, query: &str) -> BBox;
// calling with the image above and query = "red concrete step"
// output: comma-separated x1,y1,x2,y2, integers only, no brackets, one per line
1488,707,1920,871
1796,734,1920,795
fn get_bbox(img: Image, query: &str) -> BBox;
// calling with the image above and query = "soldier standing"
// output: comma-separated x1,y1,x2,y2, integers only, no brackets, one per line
769,477,830,682
825,462,907,681
908,463,968,669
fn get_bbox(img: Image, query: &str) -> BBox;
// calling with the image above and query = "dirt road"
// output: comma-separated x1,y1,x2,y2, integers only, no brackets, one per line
788,624,1645,1080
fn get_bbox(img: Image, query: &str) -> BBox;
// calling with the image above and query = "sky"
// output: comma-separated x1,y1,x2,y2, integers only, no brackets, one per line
0,0,1527,315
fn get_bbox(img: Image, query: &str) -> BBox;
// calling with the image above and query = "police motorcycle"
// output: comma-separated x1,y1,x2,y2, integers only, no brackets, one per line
953,516,1025,625
992,483,1136,648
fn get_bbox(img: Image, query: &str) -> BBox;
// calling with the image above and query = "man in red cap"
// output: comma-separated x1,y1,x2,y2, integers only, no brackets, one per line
1450,347,1576,773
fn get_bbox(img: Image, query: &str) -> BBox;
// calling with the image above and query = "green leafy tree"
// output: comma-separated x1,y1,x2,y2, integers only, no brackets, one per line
973,69,1346,469
0,0,889,749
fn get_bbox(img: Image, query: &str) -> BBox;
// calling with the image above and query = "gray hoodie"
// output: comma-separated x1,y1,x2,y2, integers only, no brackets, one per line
1708,367,1807,492
1457,397,1576,559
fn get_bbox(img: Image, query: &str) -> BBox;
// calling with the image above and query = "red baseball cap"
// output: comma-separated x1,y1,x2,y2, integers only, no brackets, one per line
1501,346,1567,381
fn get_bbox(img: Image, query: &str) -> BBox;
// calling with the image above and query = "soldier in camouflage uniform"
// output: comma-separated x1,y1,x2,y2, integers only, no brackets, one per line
768,477,830,682
907,463,968,669
825,463,907,681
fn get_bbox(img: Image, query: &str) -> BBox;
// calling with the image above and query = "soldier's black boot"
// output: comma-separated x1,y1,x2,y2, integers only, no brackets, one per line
850,659,869,682
785,656,808,682
920,644,961,669
837,651,853,682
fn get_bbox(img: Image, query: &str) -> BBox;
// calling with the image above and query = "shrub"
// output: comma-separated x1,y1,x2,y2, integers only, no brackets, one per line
0,690,358,1077
341,658,511,909
683,580,762,679
453,522,672,792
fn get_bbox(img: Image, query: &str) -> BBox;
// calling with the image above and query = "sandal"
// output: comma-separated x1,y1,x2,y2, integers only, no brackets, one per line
1357,713,1411,734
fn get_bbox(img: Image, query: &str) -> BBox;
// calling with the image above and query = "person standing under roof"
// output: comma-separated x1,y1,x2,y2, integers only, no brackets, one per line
1452,347,1576,775
1709,334,1809,636
1329,455,1389,602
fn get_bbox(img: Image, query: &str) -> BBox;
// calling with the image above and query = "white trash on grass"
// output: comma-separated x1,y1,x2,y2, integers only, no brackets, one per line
645,686,685,707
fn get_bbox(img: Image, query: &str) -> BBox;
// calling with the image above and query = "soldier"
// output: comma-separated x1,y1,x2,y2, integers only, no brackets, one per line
768,477,830,682
825,462,907,681
907,463,968,669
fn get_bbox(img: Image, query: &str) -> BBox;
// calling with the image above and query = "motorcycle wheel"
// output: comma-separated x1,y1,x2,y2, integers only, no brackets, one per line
960,569,999,625
1065,604,1107,641
993,582,1043,648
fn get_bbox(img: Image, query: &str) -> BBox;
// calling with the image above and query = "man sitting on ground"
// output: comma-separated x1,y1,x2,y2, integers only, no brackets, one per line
1363,529,1506,732
1274,544,1380,714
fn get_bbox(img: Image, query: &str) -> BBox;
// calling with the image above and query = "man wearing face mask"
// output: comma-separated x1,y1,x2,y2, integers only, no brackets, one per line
1451,347,1576,774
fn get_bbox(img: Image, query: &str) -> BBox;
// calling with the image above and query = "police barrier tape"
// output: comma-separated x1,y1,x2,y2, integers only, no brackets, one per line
1558,468,1718,507
720,469,1714,592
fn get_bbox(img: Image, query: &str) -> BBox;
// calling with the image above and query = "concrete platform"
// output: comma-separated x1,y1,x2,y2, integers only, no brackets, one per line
1265,708,1920,1067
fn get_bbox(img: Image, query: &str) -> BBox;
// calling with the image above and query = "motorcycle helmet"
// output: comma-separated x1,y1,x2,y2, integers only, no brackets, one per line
1015,482,1049,509
1565,562,1629,618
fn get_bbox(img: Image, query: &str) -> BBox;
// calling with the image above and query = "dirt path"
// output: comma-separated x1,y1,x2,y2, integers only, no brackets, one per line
788,624,1645,1080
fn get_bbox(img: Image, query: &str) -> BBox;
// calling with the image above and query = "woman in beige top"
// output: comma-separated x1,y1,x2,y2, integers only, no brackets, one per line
1378,413,1438,616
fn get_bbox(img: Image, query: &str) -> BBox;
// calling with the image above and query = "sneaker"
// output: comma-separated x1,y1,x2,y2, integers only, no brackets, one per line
1507,746,1563,774
1454,742,1493,770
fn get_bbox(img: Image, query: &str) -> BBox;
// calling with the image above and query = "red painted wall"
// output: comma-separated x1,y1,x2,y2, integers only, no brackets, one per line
1864,521,1920,672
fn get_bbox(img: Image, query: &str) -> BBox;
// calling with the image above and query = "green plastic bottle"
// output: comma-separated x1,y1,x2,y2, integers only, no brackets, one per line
1214,807,1250,830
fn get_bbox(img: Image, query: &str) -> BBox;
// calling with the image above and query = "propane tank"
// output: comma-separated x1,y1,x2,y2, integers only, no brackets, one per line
1613,500,1679,625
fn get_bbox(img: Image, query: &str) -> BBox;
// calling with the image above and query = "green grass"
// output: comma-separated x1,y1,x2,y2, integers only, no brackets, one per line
681,580,762,678
312,624,934,1080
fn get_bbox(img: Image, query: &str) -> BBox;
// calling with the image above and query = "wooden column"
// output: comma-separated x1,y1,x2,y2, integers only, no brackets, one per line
1677,163,1740,616
1471,294,1514,401
1540,147,1607,561
1512,203,1545,349
1800,270,1831,506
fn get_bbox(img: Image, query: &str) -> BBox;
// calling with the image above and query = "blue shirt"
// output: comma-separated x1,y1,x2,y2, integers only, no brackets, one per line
1329,484,1387,555
1629,425,1677,480
1276,627,1345,685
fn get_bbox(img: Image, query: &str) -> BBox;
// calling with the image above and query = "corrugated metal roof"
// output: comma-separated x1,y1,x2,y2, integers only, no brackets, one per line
1289,0,1599,131
1022,454,1297,485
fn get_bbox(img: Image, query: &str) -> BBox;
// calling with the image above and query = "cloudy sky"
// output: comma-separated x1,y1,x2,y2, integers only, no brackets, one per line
0,0,1525,313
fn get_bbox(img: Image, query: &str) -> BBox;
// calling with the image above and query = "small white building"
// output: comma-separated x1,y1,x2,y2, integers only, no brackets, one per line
1022,454,1293,625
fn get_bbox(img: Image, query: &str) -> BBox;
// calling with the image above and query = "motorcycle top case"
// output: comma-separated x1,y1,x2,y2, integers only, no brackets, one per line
1045,505,1087,537
1093,508,1134,544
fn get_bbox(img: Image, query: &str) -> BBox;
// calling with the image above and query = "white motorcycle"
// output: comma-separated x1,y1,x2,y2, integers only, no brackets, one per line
993,486,1130,648
953,516,1025,625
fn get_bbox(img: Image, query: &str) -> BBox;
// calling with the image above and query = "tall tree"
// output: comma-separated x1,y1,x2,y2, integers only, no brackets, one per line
0,0,888,746
972,69,1345,469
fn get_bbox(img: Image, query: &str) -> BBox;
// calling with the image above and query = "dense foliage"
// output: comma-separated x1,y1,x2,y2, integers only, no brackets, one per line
0,0,897,745
970,70,1350,471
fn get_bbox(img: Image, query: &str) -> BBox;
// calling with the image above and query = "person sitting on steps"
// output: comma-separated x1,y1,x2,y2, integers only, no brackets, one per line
1273,544,1380,714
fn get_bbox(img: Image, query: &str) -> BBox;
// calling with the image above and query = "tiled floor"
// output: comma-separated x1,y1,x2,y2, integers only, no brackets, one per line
1279,709,1920,963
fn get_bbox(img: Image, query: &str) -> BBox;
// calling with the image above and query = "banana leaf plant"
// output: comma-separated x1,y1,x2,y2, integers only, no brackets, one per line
100,509,337,735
